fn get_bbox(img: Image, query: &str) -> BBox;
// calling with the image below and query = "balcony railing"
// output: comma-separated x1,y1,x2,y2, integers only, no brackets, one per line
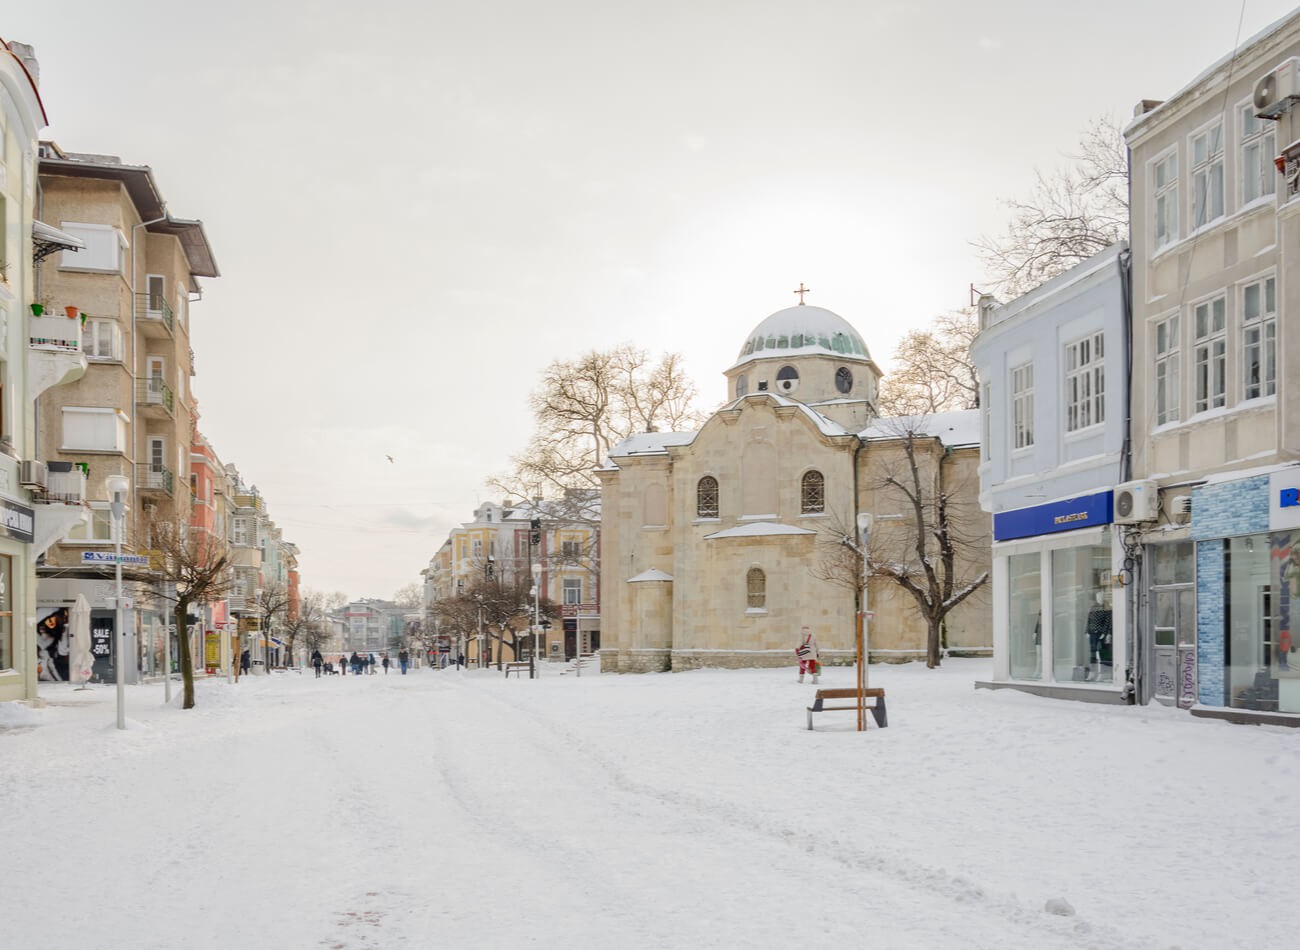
40,463,87,506
28,314,83,353
136,376,175,414
136,462,174,495
136,293,175,335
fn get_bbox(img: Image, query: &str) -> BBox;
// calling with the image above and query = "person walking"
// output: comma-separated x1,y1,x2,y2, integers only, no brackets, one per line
311,649,324,678
350,651,361,675
795,626,820,684
381,653,391,674
240,649,251,677
398,648,410,675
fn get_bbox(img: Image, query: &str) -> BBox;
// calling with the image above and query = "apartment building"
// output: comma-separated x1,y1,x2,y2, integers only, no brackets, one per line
1125,9,1300,717
0,39,89,701
32,142,217,685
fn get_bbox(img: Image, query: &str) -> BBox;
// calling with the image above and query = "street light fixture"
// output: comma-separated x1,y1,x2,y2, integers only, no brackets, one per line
531,561,542,680
106,473,130,730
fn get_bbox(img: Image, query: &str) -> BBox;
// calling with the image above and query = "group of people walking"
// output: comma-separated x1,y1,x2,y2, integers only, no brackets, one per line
309,649,411,677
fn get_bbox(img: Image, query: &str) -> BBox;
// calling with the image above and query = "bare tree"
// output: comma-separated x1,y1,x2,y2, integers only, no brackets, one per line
284,589,331,661
858,419,989,668
974,115,1128,298
877,309,980,416
491,344,707,502
145,515,233,709
392,582,422,607
256,583,291,669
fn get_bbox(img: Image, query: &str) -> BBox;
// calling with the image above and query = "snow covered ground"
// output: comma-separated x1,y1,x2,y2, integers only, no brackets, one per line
2,657,1295,949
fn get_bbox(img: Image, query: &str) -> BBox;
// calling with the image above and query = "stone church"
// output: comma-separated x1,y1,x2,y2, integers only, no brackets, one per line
597,301,991,673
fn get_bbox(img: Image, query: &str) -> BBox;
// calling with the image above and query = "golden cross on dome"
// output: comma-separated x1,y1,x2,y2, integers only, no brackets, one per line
793,282,811,305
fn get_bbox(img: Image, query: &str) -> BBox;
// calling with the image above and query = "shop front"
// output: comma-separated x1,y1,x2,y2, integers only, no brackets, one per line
984,490,1128,702
1189,469,1300,720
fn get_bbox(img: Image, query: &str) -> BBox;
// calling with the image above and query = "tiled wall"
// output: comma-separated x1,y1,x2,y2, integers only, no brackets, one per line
1191,476,1269,705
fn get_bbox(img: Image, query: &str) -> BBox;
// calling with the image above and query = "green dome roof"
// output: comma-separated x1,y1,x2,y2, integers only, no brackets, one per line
731,305,872,369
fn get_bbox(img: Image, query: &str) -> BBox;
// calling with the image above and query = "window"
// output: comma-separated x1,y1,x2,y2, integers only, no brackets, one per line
61,407,126,452
1154,315,1180,425
1242,276,1276,400
1064,333,1104,432
83,319,122,361
775,365,800,395
697,476,719,518
471,539,482,558
1191,123,1224,227
64,506,113,543
562,578,582,605
735,374,747,398
980,383,990,461
561,539,581,558
1242,106,1276,204
746,567,766,610
1153,152,1179,248
800,471,825,514
233,517,250,545
1193,295,1227,412
1011,363,1034,449
59,222,126,272
146,275,165,312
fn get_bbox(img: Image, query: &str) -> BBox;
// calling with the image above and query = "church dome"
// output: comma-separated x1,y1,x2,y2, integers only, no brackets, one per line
730,305,872,370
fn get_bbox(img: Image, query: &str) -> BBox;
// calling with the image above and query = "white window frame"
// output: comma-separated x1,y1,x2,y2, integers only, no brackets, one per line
1011,362,1034,449
1241,104,1277,205
1193,294,1227,413
82,319,122,361
980,383,990,461
1241,275,1276,401
1190,122,1225,228
63,504,114,544
1154,314,1181,426
1153,150,1179,249
562,578,582,605
61,407,127,452
59,222,126,273
1064,333,1104,433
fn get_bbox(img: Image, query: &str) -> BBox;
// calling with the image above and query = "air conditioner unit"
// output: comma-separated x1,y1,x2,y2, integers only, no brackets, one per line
1254,57,1300,118
1169,494,1193,522
1114,480,1159,524
19,460,48,490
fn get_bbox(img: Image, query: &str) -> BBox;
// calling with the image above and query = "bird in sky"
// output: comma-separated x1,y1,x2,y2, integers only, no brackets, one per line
385,455,395,463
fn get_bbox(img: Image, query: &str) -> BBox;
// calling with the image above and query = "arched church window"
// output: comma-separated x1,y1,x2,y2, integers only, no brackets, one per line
801,471,825,514
746,567,766,609
736,374,747,398
697,476,719,519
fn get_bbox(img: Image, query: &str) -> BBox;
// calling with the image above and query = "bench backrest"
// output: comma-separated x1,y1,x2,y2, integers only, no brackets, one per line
815,687,884,700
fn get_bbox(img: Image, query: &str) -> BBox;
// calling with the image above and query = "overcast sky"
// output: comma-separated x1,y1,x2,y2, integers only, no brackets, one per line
5,1,1297,599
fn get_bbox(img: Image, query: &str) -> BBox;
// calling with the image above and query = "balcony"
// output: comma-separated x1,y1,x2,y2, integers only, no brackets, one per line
136,461,174,496
27,313,87,399
31,462,88,557
136,376,175,418
136,293,175,338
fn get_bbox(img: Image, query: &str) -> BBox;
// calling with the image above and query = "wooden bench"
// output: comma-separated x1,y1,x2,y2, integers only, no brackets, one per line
807,687,888,730
504,662,531,678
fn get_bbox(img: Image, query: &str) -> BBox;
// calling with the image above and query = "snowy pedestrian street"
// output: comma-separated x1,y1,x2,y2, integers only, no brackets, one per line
3,659,1296,949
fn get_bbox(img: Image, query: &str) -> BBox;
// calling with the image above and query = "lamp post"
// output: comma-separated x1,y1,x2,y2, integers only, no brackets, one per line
856,513,873,732
475,595,484,669
531,561,542,679
106,474,130,730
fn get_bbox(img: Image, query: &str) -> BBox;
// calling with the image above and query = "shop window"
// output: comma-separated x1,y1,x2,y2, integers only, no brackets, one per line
800,471,825,514
1226,533,1284,711
1008,552,1042,681
1050,538,1113,684
0,555,11,673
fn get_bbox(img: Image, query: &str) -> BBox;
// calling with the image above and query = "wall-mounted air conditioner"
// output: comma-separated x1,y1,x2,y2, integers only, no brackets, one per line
1168,494,1192,523
1114,480,1159,524
1254,57,1300,118
19,460,48,490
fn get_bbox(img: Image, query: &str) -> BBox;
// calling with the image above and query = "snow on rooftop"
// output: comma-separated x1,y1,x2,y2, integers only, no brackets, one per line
859,408,980,447
703,521,817,540
627,568,674,582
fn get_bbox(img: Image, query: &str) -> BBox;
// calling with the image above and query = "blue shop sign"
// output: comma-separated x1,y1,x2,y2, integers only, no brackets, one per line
994,490,1114,542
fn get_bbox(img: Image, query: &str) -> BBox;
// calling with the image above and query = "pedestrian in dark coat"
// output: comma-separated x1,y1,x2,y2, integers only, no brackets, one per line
311,649,324,677
398,649,410,674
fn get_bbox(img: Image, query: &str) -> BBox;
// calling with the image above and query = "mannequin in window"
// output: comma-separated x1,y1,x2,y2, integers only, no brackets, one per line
1086,592,1113,681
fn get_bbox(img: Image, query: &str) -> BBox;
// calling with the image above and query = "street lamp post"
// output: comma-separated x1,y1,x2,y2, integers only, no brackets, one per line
531,561,542,680
856,513,873,732
106,474,130,730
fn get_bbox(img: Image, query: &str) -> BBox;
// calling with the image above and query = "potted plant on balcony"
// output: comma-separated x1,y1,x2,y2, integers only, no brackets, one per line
65,305,79,320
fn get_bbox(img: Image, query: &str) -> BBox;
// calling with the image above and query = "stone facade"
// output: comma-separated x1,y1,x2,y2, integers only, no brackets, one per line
599,303,991,673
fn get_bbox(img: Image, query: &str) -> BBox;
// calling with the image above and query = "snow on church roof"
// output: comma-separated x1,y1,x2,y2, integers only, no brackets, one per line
703,521,817,540
628,568,674,582
729,305,873,371
601,430,697,469
859,408,980,447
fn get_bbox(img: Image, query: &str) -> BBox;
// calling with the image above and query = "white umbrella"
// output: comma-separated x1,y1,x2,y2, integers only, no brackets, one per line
69,594,94,688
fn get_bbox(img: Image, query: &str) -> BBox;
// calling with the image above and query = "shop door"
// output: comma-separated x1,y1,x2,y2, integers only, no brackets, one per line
1152,586,1195,705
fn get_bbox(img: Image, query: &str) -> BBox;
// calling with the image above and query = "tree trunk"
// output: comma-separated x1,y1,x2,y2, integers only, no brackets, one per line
176,597,196,709
926,615,943,669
